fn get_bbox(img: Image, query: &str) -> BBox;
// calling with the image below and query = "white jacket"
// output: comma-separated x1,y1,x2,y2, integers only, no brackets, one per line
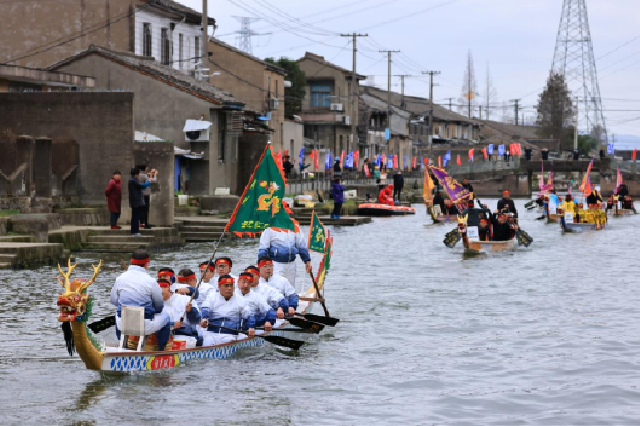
258,227,311,263
260,275,296,297
235,289,272,317
253,282,285,306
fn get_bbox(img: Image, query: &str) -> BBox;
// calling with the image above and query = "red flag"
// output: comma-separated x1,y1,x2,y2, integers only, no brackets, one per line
382,154,387,165
456,154,461,166
283,150,289,156
364,164,370,177
412,156,417,169
423,157,428,168
633,148,637,161
393,155,398,169
340,151,345,165
438,156,442,168
518,143,522,155
312,149,319,169
353,151,359,170
482,147,487,159
468,148,474,162
275,150,283,170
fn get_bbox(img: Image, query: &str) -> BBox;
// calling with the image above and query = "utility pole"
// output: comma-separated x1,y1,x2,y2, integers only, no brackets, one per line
445,97,454,111
479,105,482,120
341,33,368,154
380,50,400,156
422,71,440,144
395,75,411,108
510,99,520,126
201,0,208,81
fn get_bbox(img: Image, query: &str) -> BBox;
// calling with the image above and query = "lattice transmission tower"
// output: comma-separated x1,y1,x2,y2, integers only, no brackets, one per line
551,0,607,145
233,17,271,55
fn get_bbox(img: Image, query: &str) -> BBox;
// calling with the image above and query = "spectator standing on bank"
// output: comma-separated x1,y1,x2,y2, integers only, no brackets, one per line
333,157,342,177
330,177,346,219
105,171,122,230
137,165,153,229
129,167,150,236
282,155,293,178
392,170,404,202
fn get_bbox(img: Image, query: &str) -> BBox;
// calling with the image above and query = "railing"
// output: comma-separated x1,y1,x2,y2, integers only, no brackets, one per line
283,169,424,195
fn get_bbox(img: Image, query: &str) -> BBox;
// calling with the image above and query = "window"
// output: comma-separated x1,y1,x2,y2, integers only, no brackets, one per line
275,79,279,99
218,114,226,162
143,23,152,57
266,75,271,98
161,28,170,65
310,82,331,107
179,34,184,69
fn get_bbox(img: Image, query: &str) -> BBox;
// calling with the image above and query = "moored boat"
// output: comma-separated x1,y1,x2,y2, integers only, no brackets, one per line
357,202,415,216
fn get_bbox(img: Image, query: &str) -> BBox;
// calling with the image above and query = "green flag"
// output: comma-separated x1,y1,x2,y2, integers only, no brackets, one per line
315,230,333,291
307,210,326,254
225,145,299,237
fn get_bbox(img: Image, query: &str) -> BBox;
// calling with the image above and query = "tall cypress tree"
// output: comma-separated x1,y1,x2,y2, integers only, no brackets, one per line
535,73,574,149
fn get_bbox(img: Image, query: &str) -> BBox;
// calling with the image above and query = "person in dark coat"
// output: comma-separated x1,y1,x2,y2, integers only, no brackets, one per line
432,191,446,214
444,199,458,215
392,171,405,201
282,155,293,178
617,181,629,200
478,217,491,241
497,190,518,215
129,167,150,236
461,178,474,194
599,149,605,160
586,190,602,205
333,157,342,176
462,199,491,227
491,214,512,241
105,171,122,229
330,177,346,219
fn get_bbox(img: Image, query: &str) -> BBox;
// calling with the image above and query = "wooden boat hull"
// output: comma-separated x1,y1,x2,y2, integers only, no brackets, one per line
357,203,415,216
433,215,457,224
96,296,317,372
464,239,517,253
560,218,605,232
612,208,633,217
546,213,560,223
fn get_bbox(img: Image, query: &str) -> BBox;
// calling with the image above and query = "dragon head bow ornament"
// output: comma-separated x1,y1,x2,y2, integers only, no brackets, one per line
57,259,102,323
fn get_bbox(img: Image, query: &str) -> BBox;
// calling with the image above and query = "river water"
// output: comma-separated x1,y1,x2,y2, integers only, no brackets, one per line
2,199,640,425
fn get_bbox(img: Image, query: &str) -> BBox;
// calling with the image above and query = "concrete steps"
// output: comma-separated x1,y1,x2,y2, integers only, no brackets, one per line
175,217,232,242
0,243,64,268
0,235,34,243
87,235,154,243
0,253,18,268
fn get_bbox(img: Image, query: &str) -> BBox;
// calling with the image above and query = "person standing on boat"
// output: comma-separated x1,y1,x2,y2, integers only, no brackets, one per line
236,272,281,333
617,180,629,201
258,256,298,312
462,199,491,227
258,226,312,290
157,277,201,347
461,178,474,195
392,170,405,202
497,190,517,216
433,191,446,214
200,275,255,346
586,190,602,206
490,214,512,241
110,248,171,350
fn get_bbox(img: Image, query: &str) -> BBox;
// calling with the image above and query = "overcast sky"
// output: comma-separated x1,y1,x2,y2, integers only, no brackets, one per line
179,0,640,145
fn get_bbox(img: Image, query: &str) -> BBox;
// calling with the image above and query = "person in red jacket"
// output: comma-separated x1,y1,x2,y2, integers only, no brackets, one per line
105,171,122,230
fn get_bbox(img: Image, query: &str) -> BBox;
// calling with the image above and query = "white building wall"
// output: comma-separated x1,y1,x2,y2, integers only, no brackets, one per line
134,8,201,73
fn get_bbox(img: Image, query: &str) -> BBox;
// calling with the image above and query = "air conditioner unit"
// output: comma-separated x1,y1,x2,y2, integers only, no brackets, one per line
269,98,279,110
342,115,351,125
330,103,343,111
183,119,213,142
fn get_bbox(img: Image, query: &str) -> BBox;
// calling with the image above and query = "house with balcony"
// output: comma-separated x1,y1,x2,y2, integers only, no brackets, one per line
297,52,366,159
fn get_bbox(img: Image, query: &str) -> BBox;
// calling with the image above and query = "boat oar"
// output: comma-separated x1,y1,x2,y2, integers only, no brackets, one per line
214,326,305,350
87,315,116,333
284,316,324,333
295,313,339,326
309,270,331,318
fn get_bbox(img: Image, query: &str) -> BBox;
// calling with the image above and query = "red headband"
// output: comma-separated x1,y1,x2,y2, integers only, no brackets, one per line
200,264,215,271
178,274,196,283
215,259,231,266
218,277,234,286
157,271,174,278
238,274,254,283
258,259,273,267
131,258,150,266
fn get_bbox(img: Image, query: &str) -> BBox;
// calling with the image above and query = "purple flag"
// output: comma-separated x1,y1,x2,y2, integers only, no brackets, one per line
430,166,473,203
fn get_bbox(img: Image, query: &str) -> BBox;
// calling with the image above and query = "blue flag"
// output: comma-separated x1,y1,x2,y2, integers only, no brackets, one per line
346,151,354,168
487,144,494,155
325,150,331,169
607,143,615,155
299,148,305,166
444,150,451,161
498,145,505,156
376,154,381,167
387,157,393,168
403,155,408,169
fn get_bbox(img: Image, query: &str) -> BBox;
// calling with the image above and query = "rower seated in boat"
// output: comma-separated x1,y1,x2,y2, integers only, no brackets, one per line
491,213,516,241
214,257,237,282
200,275,255,346
195,261,218,309
110,249,171,350
247,263,291,314
478,217,491,241
158,277,201,347
236,272,283,334
258,256,298,315
174,269,199,297
586,190,602,205
443,199,458,215
497,190,518,216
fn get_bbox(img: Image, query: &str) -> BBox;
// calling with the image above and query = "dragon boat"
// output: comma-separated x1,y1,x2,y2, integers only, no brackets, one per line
57,261,321,373
443,214,531,254
357,202,415,216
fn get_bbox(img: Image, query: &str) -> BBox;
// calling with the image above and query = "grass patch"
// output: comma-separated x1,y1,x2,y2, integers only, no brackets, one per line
0,209,19,216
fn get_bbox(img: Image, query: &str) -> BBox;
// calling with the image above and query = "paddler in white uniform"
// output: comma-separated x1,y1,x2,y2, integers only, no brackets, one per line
258,226,312,291
200,275,255,346
214,257,237,282
157,277,200,348
246,264,292,315
258,256,299,313
235,272,281,335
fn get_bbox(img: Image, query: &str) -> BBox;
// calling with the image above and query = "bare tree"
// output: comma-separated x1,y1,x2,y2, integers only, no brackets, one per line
535,72,574,148
484,62,498,121
457,50,477,118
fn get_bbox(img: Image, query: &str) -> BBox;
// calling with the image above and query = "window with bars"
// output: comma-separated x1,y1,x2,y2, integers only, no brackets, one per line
161,28,170,65
310,82,332,107
143,23,152,57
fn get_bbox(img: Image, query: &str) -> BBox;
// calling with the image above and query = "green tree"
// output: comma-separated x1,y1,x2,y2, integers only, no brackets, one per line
577,134,597,156
264,57,306,118
535,73,574,150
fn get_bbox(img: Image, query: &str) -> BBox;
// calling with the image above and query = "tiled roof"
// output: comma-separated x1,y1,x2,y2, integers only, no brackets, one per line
47,46,242,106
210,38,287,75
299,52,366,80
143,0,215,24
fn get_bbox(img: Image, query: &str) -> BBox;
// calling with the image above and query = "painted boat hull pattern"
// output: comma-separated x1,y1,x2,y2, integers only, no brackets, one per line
357,203,415,216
